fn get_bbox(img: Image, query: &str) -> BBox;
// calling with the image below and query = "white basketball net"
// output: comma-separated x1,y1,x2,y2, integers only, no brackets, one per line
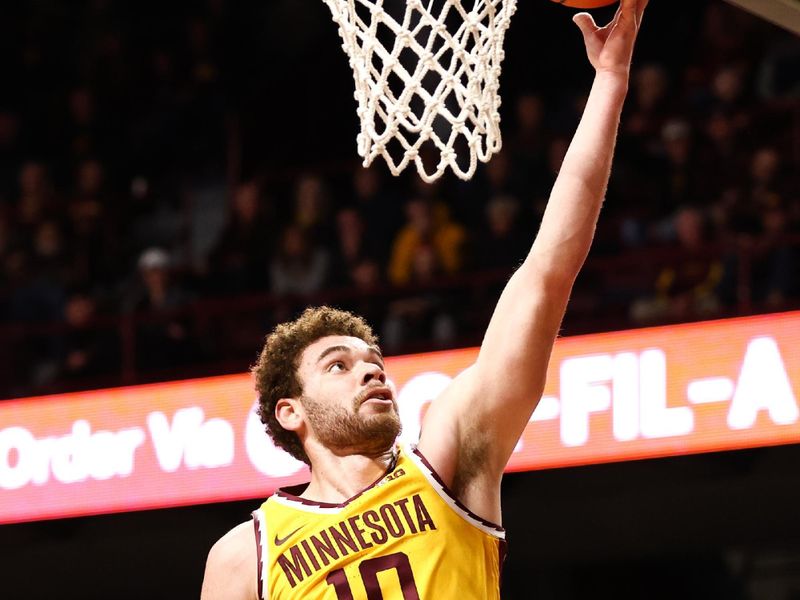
322,0,518,182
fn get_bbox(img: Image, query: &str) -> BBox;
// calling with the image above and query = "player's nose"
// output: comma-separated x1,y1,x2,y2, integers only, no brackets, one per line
360,362,386,385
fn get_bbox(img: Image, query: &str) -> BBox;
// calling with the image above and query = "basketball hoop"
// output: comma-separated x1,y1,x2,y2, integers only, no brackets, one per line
322,0,518,182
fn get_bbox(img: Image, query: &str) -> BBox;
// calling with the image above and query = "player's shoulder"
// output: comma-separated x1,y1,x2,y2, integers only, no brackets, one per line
201,520,258,600
212,520,256,560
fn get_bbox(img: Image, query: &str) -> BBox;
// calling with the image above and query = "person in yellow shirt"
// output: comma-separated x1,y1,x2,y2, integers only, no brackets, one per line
388,198,466,286
201,2,648,598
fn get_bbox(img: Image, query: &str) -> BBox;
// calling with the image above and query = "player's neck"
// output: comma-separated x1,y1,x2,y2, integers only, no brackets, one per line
300,445,396,504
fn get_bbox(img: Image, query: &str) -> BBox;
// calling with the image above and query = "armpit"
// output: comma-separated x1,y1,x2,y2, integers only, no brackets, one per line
451,426,491,499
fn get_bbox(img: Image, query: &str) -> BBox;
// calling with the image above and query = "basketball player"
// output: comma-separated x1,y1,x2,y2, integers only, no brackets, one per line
201,1,648,597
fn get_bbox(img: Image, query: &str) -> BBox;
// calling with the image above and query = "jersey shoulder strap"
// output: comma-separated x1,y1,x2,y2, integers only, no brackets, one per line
252,508,269,600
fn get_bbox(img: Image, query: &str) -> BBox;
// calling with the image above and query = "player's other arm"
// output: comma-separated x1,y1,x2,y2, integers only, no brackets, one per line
200,521,259,600
417,0,648,518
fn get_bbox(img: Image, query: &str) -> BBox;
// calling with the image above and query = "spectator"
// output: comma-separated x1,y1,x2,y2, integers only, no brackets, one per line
705,64,754,127
388,197,466,286
484,151,518,201
124,247,194,371
455,149,523,227
697,108,747,192
716,148,797,309
62,86,106,164
623,63,673,152
473,195,529,271
383,242,457,352
508,92,549,167
748,146,793,205
269,225,330,296
631,207,723,323
350,166,400,262
644,118,707,233
208,181,274,294
125,175,185,259
15,161,57,235
293,174,334,247
330,207,377,288
7,220,71,325
752,203,795,307
56,291,120,382
336,257,385,335
30,219,74,289
68,158,120,288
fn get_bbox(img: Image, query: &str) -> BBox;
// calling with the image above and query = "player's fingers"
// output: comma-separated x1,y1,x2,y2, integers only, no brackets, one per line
610,0,624,25
572,12,598,38
619,0,646,29
609,0,639,42
635,0,649,28
616,0,636,27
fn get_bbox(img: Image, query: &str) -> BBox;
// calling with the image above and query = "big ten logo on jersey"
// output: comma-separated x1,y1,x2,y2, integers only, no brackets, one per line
379,468,406,486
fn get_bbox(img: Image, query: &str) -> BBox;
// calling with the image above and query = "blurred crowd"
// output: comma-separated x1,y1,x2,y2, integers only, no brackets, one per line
0,0,798,399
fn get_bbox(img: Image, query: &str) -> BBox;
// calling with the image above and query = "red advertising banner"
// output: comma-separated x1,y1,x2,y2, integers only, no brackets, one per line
2,311,799,524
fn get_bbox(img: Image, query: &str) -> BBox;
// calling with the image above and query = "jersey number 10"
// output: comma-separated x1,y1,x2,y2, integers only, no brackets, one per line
326,552,420,599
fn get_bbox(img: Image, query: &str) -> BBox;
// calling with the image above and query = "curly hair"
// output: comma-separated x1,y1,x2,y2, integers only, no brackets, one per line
252,306,378,465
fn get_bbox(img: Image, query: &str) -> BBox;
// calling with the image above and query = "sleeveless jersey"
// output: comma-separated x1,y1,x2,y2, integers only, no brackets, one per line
251,444,506,600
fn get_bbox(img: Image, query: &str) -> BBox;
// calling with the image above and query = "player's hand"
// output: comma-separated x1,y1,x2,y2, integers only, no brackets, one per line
572,0,648,76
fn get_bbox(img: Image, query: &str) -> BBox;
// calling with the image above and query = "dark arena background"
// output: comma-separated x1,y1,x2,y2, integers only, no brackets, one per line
1,0,800,598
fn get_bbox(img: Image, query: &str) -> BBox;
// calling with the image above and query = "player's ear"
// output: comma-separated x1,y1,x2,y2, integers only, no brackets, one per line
275,397,303,432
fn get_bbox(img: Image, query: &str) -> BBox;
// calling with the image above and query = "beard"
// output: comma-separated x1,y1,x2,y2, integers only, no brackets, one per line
300,391,401,455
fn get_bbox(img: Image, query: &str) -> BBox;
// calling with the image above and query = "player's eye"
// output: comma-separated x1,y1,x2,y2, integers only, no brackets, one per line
328,361,346,373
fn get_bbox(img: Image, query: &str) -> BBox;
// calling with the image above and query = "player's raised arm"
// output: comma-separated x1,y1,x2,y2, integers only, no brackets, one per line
417,0,648,520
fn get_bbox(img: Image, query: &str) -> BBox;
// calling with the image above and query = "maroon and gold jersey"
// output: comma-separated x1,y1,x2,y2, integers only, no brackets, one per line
252,444,506,599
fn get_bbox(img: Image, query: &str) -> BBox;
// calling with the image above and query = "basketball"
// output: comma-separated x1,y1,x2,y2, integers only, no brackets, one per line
550,0,618,8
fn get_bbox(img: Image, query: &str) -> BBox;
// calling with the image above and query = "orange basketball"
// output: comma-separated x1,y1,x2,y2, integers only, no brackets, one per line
550,0,618,7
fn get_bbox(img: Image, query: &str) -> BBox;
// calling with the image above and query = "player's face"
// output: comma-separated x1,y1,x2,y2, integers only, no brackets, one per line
295,335,400,454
